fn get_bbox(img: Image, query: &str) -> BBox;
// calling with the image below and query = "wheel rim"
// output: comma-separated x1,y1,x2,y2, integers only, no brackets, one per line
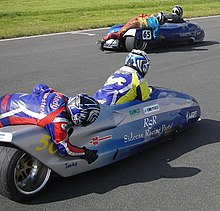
14,153,51,195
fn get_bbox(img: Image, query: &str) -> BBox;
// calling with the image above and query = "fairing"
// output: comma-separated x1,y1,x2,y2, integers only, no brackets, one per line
0,87,201,177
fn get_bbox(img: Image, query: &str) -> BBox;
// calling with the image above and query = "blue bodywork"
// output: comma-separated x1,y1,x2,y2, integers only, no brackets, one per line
70,86,201,168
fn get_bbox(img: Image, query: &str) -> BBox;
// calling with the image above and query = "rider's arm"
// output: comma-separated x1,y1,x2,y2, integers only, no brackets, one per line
32,84,51,94
32,84,68,101
147,16,160,39
136,79,151,101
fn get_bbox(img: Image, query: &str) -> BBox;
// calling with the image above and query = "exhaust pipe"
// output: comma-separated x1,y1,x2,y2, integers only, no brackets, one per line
189,37,195,44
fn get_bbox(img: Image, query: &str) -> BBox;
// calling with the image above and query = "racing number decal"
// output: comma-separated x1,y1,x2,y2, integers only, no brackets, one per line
35,134,58,154
142,30,152,40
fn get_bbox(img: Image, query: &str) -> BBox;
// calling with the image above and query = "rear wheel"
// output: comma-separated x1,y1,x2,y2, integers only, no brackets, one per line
0,146,51,202
125,36,147,51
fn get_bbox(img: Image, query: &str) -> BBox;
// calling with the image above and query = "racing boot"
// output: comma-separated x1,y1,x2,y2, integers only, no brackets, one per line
97,39,106,51
82,147,99,164
100,39,106,51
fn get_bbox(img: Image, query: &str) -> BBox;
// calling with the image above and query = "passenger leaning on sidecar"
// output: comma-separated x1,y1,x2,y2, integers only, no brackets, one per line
94,49,151,105
99,12,167,51
0,84,100,164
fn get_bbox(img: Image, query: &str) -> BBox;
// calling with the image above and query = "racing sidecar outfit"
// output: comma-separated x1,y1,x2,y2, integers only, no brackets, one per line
103,14,161,42
0,84,85,157
93,66,151,105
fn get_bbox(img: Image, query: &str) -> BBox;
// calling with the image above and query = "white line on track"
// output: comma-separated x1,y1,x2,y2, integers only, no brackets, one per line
71,32,96,36
1,15,220,42
0,27,106,42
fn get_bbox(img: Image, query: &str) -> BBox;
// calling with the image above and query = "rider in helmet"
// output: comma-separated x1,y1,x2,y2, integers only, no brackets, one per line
0,84,100,164
98,12,167,51
167,5,184,23
93,49,151,105
156,12,167,25
67,93,101,127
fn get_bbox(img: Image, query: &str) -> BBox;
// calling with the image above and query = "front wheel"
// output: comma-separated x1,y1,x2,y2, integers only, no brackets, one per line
0,146,51,202
125,36,147,51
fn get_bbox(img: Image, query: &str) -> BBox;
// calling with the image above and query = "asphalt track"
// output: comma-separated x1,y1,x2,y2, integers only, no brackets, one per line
0,16,220,211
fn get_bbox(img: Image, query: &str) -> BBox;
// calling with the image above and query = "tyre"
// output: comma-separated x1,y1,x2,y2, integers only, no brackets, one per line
125,36,147,51
0,146,51,202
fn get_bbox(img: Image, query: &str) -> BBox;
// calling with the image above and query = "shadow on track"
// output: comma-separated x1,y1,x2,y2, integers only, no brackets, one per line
102,40,220,54
24,118,220,204
148,40,220,53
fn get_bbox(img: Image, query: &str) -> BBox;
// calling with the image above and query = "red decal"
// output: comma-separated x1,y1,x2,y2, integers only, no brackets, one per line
89,135,112,146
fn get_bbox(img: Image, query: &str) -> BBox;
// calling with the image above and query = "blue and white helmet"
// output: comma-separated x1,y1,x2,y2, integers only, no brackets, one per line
67,94,100,127
125,49,150,77
156,12,167,25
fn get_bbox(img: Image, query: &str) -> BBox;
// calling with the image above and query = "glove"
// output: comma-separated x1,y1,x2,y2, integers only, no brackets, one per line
82,147,98,164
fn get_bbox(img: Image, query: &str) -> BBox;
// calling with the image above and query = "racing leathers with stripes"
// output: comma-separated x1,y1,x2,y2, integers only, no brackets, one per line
93,66,151,105
0,84,86,157
102,14,161,42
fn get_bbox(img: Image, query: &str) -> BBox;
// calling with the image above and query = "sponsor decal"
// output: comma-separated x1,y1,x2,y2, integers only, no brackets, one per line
40,93,49,114
143,115,157,129
145,123,173,137
143,104,160,114
65,161,77,169
50,93,62,110
186,111,198,121
179,32,193,37
129,108,140,116
124,132,144,142
89,135,112,146
123,123,173,143
122,116,173,142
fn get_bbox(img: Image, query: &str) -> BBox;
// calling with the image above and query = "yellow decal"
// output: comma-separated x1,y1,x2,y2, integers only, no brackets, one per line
35,135,57,154
48,142,58,154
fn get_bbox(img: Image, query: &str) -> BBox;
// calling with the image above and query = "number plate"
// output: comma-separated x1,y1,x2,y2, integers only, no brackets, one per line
142,30,152,40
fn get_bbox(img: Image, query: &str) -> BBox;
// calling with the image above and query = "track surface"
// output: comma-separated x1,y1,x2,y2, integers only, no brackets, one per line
0,16,220,210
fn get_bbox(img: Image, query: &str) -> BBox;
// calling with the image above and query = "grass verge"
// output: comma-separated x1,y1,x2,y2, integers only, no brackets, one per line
0,0,220,39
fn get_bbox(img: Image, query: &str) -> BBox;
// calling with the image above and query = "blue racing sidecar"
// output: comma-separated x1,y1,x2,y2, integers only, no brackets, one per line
102,20,205,51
